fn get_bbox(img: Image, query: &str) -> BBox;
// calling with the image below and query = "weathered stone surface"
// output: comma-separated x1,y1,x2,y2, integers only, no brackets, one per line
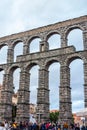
0,15,87,124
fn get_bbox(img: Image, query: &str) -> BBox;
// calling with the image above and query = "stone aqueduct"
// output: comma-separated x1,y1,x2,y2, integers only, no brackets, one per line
0,15,87,124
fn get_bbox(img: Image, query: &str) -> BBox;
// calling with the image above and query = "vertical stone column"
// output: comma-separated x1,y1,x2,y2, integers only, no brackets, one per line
61,33,67,48
23,44,29,54
0,73,13,121
16,70,30,122
40,40,49,51
83,62,87,125
37,68,49,122
84,62,87,107
7,46,14,63
83,31,87,50
23,37,29,54
59,65,72,125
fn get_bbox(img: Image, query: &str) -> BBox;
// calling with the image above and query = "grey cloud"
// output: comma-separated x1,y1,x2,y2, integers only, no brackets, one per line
0,0,87,37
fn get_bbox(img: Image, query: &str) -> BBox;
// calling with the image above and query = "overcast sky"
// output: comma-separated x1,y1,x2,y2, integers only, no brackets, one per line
0,0,87,113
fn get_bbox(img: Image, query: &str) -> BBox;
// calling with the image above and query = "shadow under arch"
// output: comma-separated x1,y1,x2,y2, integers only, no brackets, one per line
12,39,24,48
0,68,4,71
46,30,61,41
25,62,39,72
8,64,21,74
65,53,86,67
27,35,42,44
0,43,8,49
45,59,60,70
27,35,42,53
65,25,84,38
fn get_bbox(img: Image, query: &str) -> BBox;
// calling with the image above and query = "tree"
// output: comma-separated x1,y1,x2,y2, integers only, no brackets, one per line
49,111,59,123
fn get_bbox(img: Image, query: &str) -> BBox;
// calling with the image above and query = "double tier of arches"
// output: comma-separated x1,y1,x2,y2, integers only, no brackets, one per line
0,16,87,124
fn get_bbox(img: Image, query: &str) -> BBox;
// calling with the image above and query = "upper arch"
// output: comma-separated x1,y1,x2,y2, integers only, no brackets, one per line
25,61,40,72
45,58,60,70
0,68,4,71
26,35,42,45
46,30,61,41
12,39,24,48
0,42,8,49
65,24,85,38
65,53,85,66
8,64,21,74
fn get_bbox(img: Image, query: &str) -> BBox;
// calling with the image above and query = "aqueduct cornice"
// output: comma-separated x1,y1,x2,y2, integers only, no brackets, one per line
0,15,87,43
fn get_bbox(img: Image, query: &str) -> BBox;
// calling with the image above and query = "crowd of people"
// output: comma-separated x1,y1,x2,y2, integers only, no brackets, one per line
0,120,87,130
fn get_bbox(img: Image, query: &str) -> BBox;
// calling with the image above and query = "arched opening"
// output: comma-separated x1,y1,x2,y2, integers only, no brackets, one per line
12,67,20,121
70,59,84,113
30,65,39,104
0,69,4,86
68,29,83,51
0,45,8,64
29,65,39,121
47,34,61,50
13,68,20,94
48,62,60,111
30,38,41,53
14,41,23,62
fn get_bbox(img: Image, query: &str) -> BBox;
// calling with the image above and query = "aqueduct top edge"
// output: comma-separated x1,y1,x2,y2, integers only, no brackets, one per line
0,15,87,42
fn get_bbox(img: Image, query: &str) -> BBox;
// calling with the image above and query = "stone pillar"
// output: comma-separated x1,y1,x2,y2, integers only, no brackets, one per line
83,31,87,50
0,73,13,121
7,46,14,63
23,44,29,54
84,63,87,107
40,40,49,51
59,65,72,125
83,62,87,125
37,68,49,122
61,34,67,48
16,70,30,122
